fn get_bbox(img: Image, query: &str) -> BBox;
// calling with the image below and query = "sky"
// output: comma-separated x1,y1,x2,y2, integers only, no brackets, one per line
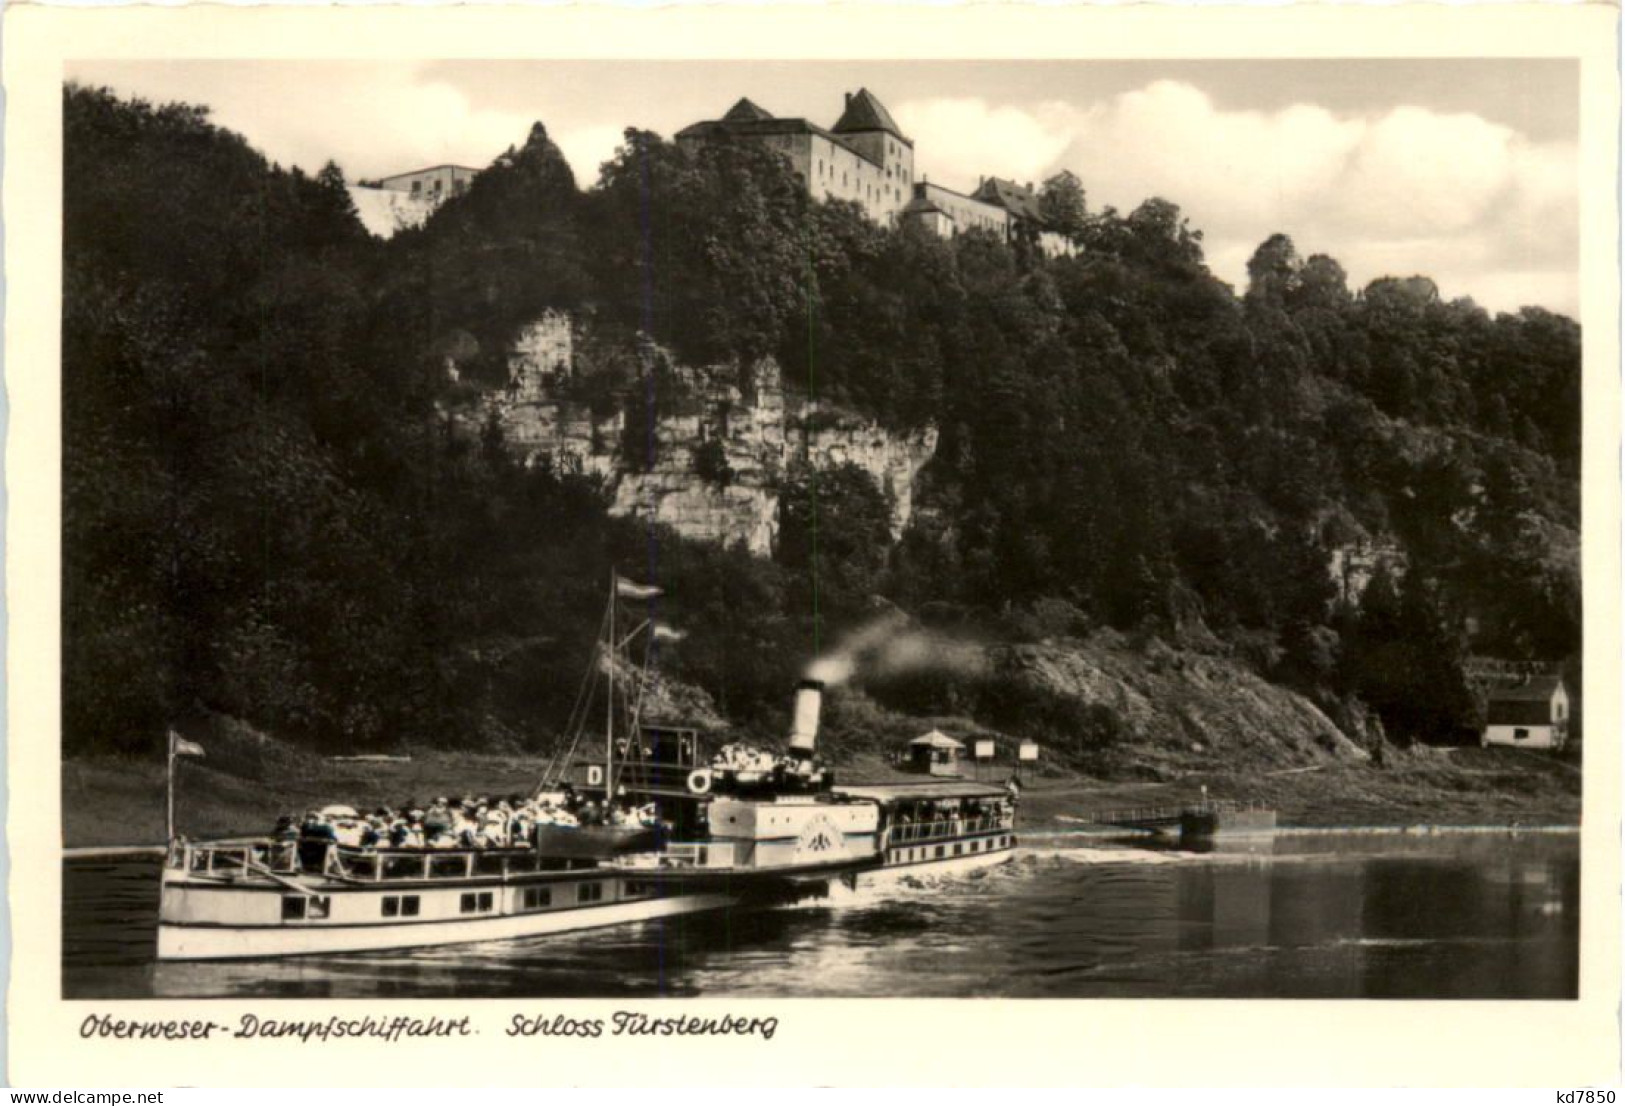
69,59,1579,316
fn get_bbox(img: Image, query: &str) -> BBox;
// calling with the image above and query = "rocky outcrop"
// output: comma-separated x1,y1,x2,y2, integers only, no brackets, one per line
988,636,1370,775
474,314,937,555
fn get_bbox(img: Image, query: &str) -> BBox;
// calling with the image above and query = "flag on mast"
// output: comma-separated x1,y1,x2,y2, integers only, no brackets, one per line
169,730,205,758
615,576,663,600
652,621,687,643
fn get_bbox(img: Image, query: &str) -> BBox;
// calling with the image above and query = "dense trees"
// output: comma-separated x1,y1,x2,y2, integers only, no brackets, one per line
62,86,1582,755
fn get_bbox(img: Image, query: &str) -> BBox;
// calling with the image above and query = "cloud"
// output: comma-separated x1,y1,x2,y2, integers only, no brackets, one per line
75,63,536,183
896,81,1577,315
893,98,1074,190
551,125,628,188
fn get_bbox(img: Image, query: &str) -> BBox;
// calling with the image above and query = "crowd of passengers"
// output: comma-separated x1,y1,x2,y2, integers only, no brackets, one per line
276,789,661,852
891,798,1012,827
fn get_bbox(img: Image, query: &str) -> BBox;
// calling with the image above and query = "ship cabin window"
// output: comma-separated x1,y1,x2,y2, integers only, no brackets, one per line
283,895,329,921
954,844,963,856
578,882,606,904
1514,728,1531,740
935,845,946,859
401,895,420,917
460,891,494,914
520,887,552,911
623,881,653,899
382,895,400,917
969,841,979,853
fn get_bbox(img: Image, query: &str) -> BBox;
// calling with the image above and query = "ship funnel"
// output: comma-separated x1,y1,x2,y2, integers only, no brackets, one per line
788,679,824,756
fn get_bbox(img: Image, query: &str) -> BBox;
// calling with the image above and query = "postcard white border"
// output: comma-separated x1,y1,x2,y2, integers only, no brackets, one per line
5,3,1619,1087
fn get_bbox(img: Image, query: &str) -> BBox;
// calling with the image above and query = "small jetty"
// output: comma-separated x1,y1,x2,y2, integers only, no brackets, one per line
1079,799,1277,845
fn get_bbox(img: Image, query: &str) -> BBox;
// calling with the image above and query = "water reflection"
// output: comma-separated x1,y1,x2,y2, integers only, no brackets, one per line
63,833,1578,1000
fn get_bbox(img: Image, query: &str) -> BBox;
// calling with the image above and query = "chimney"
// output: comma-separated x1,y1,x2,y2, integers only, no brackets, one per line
788,679,824,756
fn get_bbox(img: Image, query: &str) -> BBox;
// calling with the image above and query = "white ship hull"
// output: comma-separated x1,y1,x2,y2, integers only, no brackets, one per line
158,883,738,961
858,841,1016,887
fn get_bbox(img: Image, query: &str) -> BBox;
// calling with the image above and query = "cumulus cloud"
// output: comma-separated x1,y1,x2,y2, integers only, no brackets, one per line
897,81,1577,315
551,125,629,188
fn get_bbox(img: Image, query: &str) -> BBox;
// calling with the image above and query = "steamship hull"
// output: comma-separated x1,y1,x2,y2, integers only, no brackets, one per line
155,653,1018,961
156,801,1015,960
155,841,874,961
158,878,739,961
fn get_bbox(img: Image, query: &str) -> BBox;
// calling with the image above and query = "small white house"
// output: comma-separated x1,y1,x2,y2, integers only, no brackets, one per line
907,730,965,777
1482,675,1570,750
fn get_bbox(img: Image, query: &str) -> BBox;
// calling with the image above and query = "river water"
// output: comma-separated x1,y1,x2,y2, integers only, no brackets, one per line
63,833,1578,1000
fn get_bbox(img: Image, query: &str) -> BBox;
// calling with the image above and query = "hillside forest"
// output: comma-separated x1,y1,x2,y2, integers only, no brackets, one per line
62,84,1582,764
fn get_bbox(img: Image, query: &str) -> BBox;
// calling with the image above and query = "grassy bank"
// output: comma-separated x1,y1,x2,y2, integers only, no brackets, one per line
61,735,1579,850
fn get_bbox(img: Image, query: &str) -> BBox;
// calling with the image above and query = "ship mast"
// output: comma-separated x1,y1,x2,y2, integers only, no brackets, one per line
605,568,615,798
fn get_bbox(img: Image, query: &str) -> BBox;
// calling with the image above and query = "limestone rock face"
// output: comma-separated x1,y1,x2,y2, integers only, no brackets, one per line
475,315,937,555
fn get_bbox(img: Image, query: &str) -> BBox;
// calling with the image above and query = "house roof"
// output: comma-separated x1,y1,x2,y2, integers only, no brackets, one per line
1487,701,1559,726
832,88,912,145
1487,675,1566,703
909,729,964,749
973,176,1045,223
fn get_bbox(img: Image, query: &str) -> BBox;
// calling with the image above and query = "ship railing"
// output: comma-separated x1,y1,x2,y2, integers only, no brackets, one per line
652,841,737,870
882,816,1012,848
612,763,704,793
170,840,300,877
172,839,585,883
322,844,563,883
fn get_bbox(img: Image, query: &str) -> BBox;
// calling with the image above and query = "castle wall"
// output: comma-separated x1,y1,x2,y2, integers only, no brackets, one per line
378,165,475,201
916,183,1011,238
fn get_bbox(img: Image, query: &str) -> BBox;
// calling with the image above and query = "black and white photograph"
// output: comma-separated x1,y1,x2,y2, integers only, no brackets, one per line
7,1,1620,1088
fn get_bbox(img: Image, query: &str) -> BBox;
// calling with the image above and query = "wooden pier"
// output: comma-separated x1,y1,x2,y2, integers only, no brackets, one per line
1079,799,1277,843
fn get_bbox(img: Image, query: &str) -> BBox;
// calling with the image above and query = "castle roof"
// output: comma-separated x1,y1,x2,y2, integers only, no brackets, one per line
676,113,887,169
378,163,482,182
722,97,774,123
833,88,912,145
973,176,1045,223
901,193,947,217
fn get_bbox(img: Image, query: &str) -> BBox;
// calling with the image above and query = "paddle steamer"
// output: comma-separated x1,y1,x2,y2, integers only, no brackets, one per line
156,579,1018,961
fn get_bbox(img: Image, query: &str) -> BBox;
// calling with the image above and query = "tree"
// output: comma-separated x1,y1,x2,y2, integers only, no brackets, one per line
1038,170,1088,239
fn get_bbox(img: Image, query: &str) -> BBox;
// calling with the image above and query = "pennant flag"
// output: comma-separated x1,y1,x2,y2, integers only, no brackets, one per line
169,730,205,758
615,576,664,600
652,622,687,643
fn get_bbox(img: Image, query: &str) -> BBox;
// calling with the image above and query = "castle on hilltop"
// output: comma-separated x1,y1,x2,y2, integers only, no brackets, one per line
354,89,1078,255
677,89,1077,259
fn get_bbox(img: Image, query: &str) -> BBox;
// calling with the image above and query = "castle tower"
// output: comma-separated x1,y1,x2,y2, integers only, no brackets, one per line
831,88,915,223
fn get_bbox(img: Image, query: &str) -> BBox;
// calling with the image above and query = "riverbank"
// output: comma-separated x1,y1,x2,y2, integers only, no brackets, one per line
60,736,1578,849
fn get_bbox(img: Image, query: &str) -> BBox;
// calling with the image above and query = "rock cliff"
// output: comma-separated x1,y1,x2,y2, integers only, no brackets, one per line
472,312,937,555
